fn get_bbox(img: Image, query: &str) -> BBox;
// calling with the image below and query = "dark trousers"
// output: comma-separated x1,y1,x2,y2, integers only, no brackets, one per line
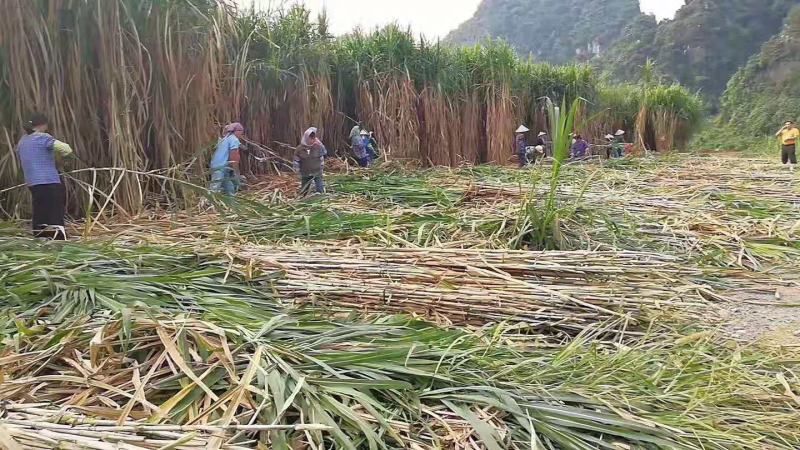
300,174,325,196
518,152,529,168
782,144,797,164
29,183,66,240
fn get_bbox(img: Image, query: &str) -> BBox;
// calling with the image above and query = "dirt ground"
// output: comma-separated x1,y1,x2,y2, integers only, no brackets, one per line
720,285,800,347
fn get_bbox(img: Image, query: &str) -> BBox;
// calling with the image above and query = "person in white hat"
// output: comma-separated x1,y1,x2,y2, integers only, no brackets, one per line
352,129,370,167
515,125,530,167
603,134,615,159
611,130,626,158
357,129,377,167
535,131,550,157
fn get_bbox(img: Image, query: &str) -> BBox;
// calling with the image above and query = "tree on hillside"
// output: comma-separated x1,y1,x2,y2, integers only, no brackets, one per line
446,0,641,64
600,0,797,108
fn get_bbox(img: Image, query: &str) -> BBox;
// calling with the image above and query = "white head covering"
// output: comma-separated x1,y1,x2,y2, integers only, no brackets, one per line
515,125,530,133
534,145,544,152
605,134,614,140
615,129,626,136
360,129,369,136
537,131,547,137
301,127,319,147
349,125,361,140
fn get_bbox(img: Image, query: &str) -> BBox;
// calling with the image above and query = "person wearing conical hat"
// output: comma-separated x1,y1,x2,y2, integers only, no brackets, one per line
536,131,550,157
367,131,380,161
603,134,614,159
611,129,626,158
515,125,530,167
360,129,378,165
352,128,371,167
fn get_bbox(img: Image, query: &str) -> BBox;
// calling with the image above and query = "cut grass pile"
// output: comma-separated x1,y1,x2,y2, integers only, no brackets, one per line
2,155,800,448
1,237,799,449
65,156,800,271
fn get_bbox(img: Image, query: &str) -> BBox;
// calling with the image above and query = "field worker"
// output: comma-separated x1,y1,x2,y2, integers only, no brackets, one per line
604,134,614,159
210,122,243,196
571,134,589,159
360,129,376,166
776,120,799,172
536,131,549,157
515,125,530,167
367,131,380,161
352,129,370,167
16,113,73,240
360,129,378,164
612,129,626,158
528,145,544,165
294,127,327,195
349,125,362,161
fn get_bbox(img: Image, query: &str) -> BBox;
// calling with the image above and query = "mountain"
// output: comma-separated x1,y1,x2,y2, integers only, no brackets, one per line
718,6,800,134
601,0,797,107
445,0,642,64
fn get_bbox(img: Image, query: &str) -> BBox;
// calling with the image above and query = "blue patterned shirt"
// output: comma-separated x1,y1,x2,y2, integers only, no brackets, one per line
16,132,59,186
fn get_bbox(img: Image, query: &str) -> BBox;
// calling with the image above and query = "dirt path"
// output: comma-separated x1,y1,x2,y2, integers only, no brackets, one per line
720,286,800,346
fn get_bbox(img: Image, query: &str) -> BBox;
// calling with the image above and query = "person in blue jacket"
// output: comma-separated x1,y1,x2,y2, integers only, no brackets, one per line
209,122,244,195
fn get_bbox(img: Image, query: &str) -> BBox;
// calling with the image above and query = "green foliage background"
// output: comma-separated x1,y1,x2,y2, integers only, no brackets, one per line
446,0,641,64
719,7,800,136
602,0,796,107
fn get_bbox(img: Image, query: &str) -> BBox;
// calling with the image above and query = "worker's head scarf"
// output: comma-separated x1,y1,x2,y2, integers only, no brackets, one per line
349,125,361,140
301,127,321,147
224,122,244,135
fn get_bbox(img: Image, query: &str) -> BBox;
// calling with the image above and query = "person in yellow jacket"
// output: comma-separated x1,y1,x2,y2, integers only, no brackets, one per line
776,120,799,172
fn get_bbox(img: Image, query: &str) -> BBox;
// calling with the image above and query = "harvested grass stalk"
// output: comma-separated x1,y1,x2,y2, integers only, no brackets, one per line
234,245,714,337
1,305,798,449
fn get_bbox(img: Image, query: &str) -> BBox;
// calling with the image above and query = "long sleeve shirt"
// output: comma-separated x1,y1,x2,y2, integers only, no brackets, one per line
293,143,327,176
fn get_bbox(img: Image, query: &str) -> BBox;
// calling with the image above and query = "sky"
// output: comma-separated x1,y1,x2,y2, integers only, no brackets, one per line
240,0,686,39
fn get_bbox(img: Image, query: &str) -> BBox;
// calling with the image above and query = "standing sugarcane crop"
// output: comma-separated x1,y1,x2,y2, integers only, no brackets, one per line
16,113,74,240
515,125,530,168
293,127,327,196
209,123,244,196
775,120,798,172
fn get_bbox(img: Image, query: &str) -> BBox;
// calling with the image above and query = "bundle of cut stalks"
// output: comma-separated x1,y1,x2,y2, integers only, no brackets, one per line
235,245,716,336
0,406,299,450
